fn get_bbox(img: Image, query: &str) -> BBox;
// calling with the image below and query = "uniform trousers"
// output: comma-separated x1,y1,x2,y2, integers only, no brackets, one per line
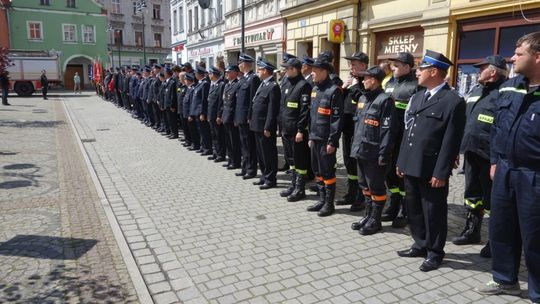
490,159,540,301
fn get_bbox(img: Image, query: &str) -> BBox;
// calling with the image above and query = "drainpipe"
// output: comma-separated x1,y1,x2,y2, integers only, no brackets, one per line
356,0,361,51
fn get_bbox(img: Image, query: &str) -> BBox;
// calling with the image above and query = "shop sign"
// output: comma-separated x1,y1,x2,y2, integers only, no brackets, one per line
377,31,424,56
233,28,275,46
328,19,345,43
189,47,213,57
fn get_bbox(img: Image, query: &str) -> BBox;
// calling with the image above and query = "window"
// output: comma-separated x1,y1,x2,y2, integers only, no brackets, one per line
154,33,162,48
188,9,192,32
112,0,121,14
230,0,237,11
179,7,184,33
63,24,77,42
201,7,205,27
135,31,143,47
82,25,95,43
28,21,42,40
173,10,178,33
153,4,161,20
133,2,137,15
194,7,199,31
114,30,123,45
217,0,223,21
40,0,50,5
66,0,76,8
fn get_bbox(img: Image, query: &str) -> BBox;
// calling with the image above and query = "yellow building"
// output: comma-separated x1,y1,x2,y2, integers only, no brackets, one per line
282,0,540,87
281,0,361,78
449,0,540,94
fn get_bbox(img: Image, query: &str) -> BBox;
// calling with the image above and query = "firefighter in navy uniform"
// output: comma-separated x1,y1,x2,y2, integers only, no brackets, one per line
278,53,298,172
278,58,312,201
249,58,281,189
339,52,369,211
235,53,261,179
349,66,397,235
182,73,198,149
476,32,540,302
218,65,242,169
382,52,420,228
306,54,344,217
207,67,227,162
396,50,465,272
451,55,507,257
163,67,179,139
191,66,212,155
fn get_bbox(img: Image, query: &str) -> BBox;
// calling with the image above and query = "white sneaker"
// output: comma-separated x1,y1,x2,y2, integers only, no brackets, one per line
475,280,521,296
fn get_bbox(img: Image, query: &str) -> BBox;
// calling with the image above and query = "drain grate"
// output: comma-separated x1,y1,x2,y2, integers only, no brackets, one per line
96,128,110,131
255,215,266,220
81,138,96,143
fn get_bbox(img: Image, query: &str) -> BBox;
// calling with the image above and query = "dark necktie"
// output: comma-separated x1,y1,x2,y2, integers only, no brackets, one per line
422,92,431,106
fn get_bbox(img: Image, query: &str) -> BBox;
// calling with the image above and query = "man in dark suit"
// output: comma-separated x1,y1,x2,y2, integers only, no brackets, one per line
235,53,261,179
396,50,466,272
207,66,226,162
219,65,241,169
163,67,179,139
190,66,212,155
249,58,281,189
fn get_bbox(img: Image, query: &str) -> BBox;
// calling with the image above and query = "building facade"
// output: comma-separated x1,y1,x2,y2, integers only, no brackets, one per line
449,0,540,95
224,0,283,65
184,0,225,67
97,0,171,67
171,0,188,64
280,0,359,79
7,0,108,88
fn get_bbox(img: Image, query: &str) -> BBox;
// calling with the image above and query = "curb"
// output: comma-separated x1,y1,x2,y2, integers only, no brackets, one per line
61,98,154,304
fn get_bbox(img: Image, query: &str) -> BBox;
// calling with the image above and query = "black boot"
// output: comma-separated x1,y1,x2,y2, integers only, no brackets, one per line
280,171,297,197
287,173,306,202
351,197,372,230
349,192,365,212
381,193,401,221
318,183,335,217
307,181,326,212
336,179,358,205
392,199,408,228
480,241,491,258
452,209,483,245
360,202,385,235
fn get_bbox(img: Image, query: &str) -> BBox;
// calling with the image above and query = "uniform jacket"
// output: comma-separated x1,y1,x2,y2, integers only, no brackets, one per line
397,83,466,179
460,78,505,160
491,74,540,169
142,76,153,103
123,74,131,94
177,83,186,112
129,75,138,97
385,71,419,115
279,74,312,136
182,83,196,119
207,79,225,121
350,87,397,163
190,78,210,116
137,77,146,100
343,81,364,115
249,76,281,133
158,80,167,109
219,78,239,124
309,77,344,147
235,71,261,125
163,77,178,109
151,77,162,103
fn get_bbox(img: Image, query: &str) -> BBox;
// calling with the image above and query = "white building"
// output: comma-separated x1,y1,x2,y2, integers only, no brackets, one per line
223,0,283,65
184,0,225,67
170,0,187,64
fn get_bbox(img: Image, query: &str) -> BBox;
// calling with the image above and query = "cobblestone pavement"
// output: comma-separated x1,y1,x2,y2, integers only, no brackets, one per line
0,94,139,303
6,92,531,304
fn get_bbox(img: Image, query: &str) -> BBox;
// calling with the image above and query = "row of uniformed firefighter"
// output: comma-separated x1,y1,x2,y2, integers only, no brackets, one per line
98,45,517,276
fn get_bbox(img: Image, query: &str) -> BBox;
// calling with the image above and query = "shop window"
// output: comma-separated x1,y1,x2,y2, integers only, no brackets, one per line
458,29,495,60
498,24,540,57
456,15,540,96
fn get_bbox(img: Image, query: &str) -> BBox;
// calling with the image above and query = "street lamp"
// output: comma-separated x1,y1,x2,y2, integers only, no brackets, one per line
136,0,147,65
106,24,122,67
